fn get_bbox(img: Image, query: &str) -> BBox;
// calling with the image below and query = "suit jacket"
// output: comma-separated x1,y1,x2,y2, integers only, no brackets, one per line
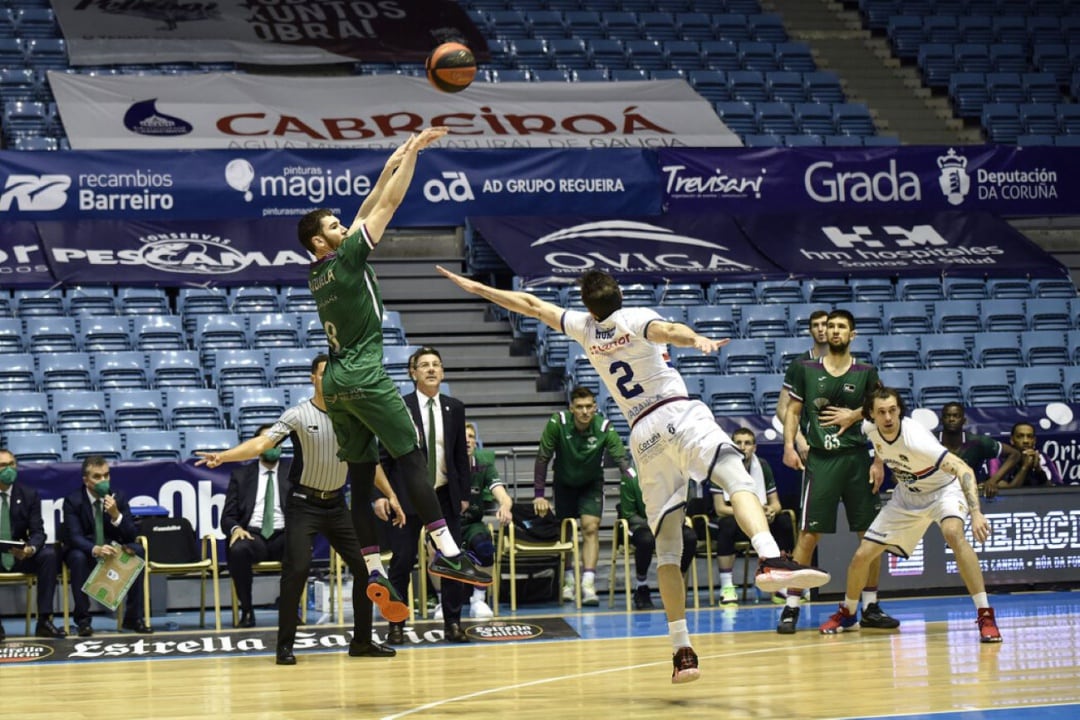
221,459,291,536
63,486,138,556
2,483,46,551
382,390,470,515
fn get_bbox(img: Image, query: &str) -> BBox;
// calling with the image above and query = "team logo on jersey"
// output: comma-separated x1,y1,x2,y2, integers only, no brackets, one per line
843,383,856,393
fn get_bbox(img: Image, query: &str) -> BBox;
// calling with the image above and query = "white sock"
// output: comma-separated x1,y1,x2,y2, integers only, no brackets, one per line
668,618,691,652
472,585,487,603
786,595,801,608
583,570,596,587
636,576,649,589
972,592,989,610
750,532,781,559
362,551,386,577
428,525,462,556
564,575,575,589
719,571,734,588
861,589,878,606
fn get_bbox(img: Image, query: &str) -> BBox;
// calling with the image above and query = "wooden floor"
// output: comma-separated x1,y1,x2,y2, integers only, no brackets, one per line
3,592,1079,720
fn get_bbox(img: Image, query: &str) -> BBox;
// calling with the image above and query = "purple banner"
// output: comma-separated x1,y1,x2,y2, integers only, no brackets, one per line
736,210,1067,278
0,221,52,287
468,214,782,282
36,218,312,286
660,146,1080,217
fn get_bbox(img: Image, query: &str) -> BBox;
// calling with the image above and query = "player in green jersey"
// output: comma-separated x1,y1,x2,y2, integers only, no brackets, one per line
938,403,1019,498
780,308,898,635
296,126,489,592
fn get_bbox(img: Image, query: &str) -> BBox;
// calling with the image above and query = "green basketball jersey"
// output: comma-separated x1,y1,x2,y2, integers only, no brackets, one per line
787,358,879,452
308,223,384,368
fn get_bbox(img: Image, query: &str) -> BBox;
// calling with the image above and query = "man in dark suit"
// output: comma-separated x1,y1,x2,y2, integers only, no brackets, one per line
63,455,151,636
376,346,472,644
0,448,65,640
221,424,290,628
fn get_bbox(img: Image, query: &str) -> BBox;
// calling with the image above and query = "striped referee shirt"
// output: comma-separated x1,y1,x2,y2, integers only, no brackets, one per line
267,398,347,492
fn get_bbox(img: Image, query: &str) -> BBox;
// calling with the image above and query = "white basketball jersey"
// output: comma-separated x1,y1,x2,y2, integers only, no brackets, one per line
862,418,954,494
562,307,689,426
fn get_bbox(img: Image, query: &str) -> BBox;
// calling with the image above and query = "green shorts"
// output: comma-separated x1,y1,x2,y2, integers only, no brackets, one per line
554,479,605,520
801,448,881,534
321,359,419,463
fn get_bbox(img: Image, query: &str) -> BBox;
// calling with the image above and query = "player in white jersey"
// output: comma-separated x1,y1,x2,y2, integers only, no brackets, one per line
438,266,830,683
819,386,1002,643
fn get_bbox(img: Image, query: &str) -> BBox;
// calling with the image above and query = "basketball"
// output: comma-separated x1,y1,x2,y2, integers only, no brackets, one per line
426,42,477,93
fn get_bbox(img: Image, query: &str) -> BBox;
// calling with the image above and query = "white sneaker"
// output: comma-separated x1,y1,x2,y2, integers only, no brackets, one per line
470,598,494,619
582,583,599,607
433,603,443,621
719,585,739,606
562,584,575,602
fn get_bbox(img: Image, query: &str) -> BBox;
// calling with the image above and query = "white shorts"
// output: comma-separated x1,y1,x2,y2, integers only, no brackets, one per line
863,483,967,558
629,399,754,534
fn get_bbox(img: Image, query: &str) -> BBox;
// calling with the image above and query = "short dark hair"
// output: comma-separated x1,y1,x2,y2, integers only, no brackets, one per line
940,401,965,417
569,386,595,403
1011,421,1035,436
580,270,622,321
732,427,755,441
311,353,329,374
808,309,829,325
827,308,856,331
81,455,109,477
409,346,443,370
862,385,905,421
297,208,332,254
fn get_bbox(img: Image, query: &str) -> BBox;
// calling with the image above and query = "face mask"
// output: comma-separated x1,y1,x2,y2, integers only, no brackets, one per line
261,447,282,463
0,466,16,485
93,481,111,496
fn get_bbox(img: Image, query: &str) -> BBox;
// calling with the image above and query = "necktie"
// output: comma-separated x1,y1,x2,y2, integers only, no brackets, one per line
426,397,437,485
1,492,13,571
262,470,275,540
93,499,105,547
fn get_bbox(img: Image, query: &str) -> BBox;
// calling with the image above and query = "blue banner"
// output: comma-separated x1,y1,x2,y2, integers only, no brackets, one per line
736,210,1067,278
660,145,1079,216
0,148,659,224
468,213,782,282
0,221,51,287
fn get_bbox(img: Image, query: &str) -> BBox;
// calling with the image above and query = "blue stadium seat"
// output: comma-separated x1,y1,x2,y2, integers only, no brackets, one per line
702,375,758,416
230,386,288,439
957,15,994,45
700,40,740,71
912,369,963,408
936,299,982,334
281,286,316,313
740,304,790,338
962,367,1014,408
749,13,787,43
620,283,657,306
955,43,992,74
639,11,679,41
719,338,772,374
686,306,738,340
794,102,835,135
1026,298,1072,331
24,316,77,353
707,281,757,305
181,428,239,458
923,15,961,45
688,70,730,102
487,10,530,40
383,345,420,382
1021,72,1060,103
1013,366,1066,406
117,287,169,315
737,41,777,72
178,287,230,324
713,13,750,43
990,43,1026,74
664,40,704,70
775,42,815,72
93,350,149,390
1064,366,1080,404
805,278,853,304
123,429,183,461
195,314,249,368
772,337,809,374
13,288,64,316
850,277,895,302
972,331,1023,367
1033,44,1072,88
39,352,93,391
765,70,806,103
877,369,914,408
564,345,601,396
896,277,944,302
756,279,806,304
133,315,187,351
1020,330,1070,367
213,349,269,404
53,390,108,432
943,277,989,300
0,351,35,391
297,313,328,348
1031,277,1077,299
714,100,758,134
741,132,781,146
803,70,844,103
108,389,166,431
249,312,301,349
625,39,667,71
872,335,922,370
7,431,64,462
882,300,933,334
66,286,116,315
79,315,133,352
981,102,1022,143
65,431,124,462
166,388,225,429
230,286,279,314
755,372,785,416
949,72,989,119
669,345,722,375
588,38,629,70
0,391,50,432
675,12,714,42
268,348,316,387
755,101,797,134
148,350,204,389
1020,102,1060,135
981,299,1027,332
888,16,925,62
986,277,1034,300
657,283,705,306
833,103,876,136
564,10,605,40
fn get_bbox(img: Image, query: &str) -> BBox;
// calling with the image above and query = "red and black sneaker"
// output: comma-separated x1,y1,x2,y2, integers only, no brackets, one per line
671,646,701,684
755,553,830,593
977,607,1002,643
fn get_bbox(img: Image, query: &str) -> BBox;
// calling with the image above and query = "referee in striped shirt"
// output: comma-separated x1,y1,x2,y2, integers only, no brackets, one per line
197,353,409,665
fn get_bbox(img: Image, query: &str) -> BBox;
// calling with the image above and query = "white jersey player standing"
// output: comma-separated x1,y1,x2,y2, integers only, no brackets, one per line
438,266,830,683
819,385,1002,643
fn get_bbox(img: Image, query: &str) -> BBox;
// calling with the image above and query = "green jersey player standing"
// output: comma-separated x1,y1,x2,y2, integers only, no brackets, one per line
297,126,488,590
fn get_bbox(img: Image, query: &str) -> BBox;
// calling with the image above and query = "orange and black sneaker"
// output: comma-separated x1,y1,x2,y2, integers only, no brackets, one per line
671,646,701,684
366,572,409,623
977,607,1003,643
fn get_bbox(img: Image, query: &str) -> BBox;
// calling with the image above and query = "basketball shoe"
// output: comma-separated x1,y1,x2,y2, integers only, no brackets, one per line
366,572,409,623
820,604,860,635
777,605,800,634
671,646,701,684
860,602,900,629
754,553,830,593
429,551,491,586
978,608,1002,643
719,585,739,606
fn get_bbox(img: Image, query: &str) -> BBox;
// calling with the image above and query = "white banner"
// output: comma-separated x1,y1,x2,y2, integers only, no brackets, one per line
49,72,741,150
50,0,488,66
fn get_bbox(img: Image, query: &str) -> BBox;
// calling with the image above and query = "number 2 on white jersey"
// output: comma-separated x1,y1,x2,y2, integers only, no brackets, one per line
609,360,643,399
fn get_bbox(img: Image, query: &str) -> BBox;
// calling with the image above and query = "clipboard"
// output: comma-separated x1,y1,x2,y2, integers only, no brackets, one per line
81,543,145,611
0,539,25,550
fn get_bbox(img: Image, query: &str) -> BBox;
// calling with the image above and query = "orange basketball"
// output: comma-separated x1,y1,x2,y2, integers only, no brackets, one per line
426,42,477,93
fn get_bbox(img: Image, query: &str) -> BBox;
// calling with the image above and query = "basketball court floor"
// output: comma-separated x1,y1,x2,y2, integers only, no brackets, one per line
2,588,1078,719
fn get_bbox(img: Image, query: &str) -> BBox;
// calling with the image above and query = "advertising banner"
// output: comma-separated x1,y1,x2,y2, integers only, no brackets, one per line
736,209,1068,277
0,222,52,286
660,145,1080,217
468,213,782,283
48,72,739,150
0,147,658,223
50,0,489,67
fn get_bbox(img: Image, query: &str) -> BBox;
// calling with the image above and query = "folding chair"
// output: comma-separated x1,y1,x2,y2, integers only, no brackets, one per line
493,504,580,612
137,516,221,631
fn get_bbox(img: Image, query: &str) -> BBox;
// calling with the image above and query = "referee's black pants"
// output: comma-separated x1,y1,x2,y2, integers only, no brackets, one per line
386,485,465,626
277,487,370,650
